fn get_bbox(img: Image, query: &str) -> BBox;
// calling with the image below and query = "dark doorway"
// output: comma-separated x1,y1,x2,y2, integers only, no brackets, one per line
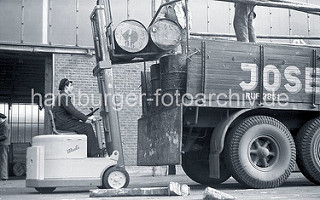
0,51,51,177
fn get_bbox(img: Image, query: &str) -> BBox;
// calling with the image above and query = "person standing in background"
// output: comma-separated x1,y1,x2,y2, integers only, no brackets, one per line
233,2,256,43
0,113,11,181
158,0,192,54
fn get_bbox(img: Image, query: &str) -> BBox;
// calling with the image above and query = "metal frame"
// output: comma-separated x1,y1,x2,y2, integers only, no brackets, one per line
312,49,317,108
200,41,206,94
94,0,185,65
191,32,320,41
90,1,125,166
259,45,265,106
0,43,94,55
0,103,44,143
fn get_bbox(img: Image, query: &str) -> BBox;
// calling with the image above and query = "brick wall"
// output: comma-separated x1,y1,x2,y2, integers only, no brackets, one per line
54,53,147,165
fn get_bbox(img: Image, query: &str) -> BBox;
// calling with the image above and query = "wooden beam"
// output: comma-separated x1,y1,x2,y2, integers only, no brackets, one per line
89,182,190,197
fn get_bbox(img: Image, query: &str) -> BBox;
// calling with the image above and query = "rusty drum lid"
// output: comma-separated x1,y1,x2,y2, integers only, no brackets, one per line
149,18,182,51
114,20,149,53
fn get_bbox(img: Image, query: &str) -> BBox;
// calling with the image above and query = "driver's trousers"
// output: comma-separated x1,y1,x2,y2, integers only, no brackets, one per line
56,120,100,157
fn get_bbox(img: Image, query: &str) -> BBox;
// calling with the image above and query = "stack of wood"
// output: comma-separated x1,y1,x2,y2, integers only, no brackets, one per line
215,0,320,16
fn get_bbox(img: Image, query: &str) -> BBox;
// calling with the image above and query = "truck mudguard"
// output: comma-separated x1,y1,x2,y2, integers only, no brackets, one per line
209,108,251,178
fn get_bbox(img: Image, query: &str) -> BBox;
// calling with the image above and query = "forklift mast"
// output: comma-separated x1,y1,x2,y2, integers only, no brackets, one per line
89,0,186,167
90,0,125,166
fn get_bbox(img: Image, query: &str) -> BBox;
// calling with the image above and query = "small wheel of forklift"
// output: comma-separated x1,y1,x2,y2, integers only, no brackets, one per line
101,166,130,189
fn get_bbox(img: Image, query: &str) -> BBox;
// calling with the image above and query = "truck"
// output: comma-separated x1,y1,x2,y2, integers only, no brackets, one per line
94,0,320,189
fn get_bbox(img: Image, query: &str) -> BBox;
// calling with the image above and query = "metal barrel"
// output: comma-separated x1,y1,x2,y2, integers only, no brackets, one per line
150,64,161,112
159,54,187,107
114,19,149,53
148,18,182,51
150,64,161,95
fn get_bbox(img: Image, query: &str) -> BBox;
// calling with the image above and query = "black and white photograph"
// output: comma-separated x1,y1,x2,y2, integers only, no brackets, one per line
1,0,320,199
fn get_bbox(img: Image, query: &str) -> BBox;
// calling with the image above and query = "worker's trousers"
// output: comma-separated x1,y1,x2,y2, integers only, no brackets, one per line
234,3,256,43
0,144,9,180
56,121,100,157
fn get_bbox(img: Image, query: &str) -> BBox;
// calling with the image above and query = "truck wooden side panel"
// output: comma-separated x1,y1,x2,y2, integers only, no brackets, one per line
187,39,320,110
137,106,182,166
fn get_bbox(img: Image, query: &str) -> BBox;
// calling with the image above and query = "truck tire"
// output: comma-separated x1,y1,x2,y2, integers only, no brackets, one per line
35,187,56,193
296,117,320,185
101,166,130,189
225,115,296,188
182,150,231,186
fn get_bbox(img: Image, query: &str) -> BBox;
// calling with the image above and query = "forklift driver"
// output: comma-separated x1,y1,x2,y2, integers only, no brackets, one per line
52,78,103,157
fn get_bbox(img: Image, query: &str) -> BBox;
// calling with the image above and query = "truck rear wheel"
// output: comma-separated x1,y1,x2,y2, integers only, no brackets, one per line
296,117,320,185
225,116,296,188
182,150,231,186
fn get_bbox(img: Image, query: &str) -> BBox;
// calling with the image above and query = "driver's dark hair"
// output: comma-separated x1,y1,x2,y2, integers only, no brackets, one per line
58,78,73,91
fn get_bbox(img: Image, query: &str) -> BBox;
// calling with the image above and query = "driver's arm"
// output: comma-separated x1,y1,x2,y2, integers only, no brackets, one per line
60,95,88,122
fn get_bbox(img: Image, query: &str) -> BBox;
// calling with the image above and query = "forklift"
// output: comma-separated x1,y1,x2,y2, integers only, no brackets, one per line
26,0,183,193
25,0,132,193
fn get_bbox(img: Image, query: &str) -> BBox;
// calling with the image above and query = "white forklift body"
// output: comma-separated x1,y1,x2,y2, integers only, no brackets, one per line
26,135,124,193
26,0,141,193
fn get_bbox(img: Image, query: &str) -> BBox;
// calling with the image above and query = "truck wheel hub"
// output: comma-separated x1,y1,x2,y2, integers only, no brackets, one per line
258,147,270,157
249,137,278,168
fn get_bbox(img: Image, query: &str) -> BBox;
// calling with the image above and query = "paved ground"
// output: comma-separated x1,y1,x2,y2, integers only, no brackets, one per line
0,169,319,200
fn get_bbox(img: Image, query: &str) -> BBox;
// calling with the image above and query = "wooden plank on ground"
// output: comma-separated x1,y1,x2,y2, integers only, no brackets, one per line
90,182,190,197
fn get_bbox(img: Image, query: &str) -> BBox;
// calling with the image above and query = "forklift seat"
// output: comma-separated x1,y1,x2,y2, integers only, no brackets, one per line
48,110,77,135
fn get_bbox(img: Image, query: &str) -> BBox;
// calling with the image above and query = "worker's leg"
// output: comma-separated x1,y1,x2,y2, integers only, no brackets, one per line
0,144,9,180
248,11,256,43
180,29,187,55
234,3,249,42
79,123,101,157
57,121,100,157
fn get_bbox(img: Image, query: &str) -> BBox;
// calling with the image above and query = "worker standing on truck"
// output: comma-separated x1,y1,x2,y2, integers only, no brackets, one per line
158,0,192,54
233,2,256,43
52,78,103,157
0,113,11,181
